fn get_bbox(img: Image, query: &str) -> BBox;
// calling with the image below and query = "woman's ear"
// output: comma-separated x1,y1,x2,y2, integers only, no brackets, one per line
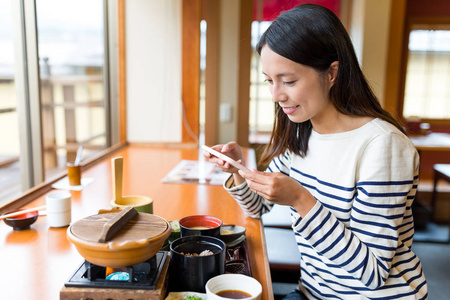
328,61,339,85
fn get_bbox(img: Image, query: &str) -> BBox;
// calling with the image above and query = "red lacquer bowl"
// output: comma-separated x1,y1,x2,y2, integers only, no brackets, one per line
2,209,39,230
179,215,223,238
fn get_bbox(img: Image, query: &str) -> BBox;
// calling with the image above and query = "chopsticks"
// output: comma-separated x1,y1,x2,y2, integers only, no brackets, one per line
0,205,47,220
74,145,83,166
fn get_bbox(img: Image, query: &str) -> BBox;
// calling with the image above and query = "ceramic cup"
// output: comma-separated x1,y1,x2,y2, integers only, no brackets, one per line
66,162,81,186
110,196,153,213
46,191,72,227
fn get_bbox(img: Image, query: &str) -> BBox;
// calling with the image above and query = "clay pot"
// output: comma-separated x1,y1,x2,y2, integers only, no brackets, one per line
67,208,171,268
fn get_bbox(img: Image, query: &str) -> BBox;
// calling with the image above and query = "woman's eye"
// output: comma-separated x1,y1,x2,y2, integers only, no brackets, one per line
283,81,296,86
264,79,273,84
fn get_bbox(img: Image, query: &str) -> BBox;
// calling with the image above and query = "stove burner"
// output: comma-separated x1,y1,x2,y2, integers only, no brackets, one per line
64,251,168,290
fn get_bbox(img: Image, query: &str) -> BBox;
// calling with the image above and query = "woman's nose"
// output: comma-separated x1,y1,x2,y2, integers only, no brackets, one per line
272,84,287,102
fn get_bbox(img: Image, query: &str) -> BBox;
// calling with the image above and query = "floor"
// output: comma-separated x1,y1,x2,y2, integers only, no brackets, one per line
412,241,450,300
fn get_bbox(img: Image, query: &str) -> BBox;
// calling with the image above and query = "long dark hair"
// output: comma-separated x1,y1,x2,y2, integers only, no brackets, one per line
257,4,404,167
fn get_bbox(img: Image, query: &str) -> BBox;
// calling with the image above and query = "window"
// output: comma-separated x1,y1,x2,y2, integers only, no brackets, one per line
0,0,21,201
37,0,108,178
404,26,450,120
0,0,119,204
249,20,273,144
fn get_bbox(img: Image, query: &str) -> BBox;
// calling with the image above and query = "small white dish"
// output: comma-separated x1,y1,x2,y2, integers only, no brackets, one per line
206,274,262,300
164,291,207,300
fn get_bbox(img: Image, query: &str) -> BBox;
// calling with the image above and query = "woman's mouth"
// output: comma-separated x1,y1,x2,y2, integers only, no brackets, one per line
282,105,300,115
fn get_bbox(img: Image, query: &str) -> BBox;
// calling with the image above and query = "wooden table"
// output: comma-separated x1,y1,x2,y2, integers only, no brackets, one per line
408,132,450,151
0,145,273,300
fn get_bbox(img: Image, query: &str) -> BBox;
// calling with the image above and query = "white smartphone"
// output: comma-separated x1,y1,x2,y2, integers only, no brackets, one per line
201,145,251,172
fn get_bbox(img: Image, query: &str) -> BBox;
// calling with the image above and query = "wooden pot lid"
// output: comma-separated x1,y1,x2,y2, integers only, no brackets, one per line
70,212,169,244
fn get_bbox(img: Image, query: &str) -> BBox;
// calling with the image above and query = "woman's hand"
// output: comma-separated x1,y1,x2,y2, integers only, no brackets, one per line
203,142,247,186
239,169,316,217
203,142,245,174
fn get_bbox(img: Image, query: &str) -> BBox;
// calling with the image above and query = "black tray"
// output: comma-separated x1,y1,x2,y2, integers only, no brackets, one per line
225,237,253,277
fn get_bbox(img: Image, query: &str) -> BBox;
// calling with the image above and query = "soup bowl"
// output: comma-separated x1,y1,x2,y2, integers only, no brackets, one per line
206,274,262,300
179,215,222,238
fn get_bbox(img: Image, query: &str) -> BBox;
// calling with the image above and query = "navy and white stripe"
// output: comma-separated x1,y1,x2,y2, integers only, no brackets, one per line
225,119,428,299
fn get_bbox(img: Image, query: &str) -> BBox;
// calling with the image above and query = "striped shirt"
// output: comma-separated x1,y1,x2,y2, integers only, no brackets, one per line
225,118,428,299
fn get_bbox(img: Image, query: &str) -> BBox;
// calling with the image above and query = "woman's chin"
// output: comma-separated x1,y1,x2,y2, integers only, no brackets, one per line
287,114,308,124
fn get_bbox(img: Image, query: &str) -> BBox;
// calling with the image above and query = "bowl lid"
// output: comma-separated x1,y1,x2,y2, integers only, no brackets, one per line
70,212,169,244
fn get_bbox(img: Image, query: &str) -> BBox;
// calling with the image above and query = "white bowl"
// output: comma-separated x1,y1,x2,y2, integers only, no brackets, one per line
205,274,262,300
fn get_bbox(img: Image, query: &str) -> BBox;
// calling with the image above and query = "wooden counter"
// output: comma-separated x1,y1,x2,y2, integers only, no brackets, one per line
0,145,273,300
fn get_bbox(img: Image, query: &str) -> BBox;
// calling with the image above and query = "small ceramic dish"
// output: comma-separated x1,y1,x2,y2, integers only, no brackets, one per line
2,209,39,230
179,215,223,238
220,225,246,244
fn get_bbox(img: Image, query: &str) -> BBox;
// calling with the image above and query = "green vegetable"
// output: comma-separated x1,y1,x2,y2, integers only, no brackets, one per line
169,220,181,242
170,220,180,232
184,294,202,300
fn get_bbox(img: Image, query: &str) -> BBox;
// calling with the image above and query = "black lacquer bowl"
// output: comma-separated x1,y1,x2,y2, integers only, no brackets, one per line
169,235,226,292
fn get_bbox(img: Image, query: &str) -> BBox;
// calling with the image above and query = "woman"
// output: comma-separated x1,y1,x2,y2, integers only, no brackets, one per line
204,4,428,300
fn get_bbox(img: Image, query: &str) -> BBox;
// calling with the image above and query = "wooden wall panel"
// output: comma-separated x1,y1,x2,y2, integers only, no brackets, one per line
383,0,407,119
204,1,220,146
236,0,253,147
182,0,202,143
118,0,127,143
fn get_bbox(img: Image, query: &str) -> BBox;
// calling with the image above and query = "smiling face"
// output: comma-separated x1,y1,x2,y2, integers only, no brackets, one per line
260,45,337,126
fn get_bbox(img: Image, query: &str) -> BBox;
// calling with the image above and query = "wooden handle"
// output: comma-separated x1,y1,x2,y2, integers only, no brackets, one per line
98,206,138,243
0,205,47,220
112,157,123,201
97,207,122,215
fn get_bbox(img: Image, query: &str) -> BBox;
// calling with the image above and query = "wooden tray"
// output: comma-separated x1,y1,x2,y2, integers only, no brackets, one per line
60,252,170,300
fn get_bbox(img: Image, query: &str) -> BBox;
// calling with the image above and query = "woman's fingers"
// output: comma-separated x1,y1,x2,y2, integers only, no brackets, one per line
239,171,290,202
239,169,274,184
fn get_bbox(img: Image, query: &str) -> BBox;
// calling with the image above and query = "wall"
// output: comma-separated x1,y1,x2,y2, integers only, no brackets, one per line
350,0,392,105
217,0,241,144
125,0,182,143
